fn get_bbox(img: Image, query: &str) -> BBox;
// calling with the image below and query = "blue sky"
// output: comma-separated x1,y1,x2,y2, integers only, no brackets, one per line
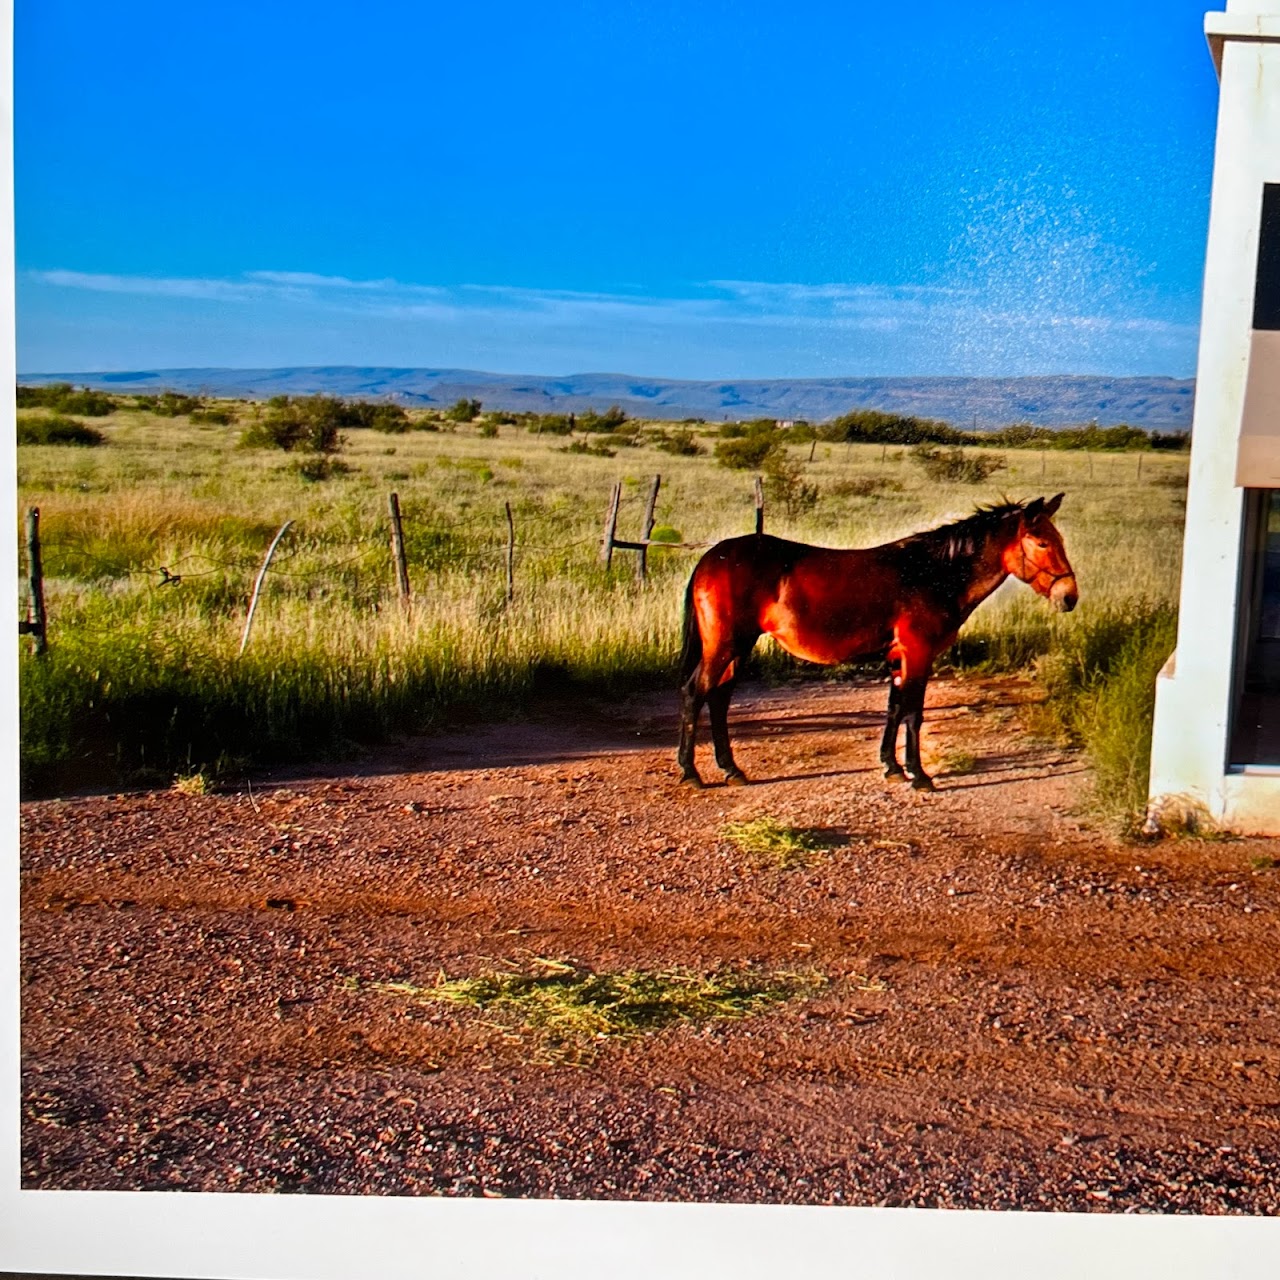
17,0,1220,378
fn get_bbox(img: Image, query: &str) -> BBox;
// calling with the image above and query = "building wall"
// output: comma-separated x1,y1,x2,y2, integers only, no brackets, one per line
1147,19,1280,832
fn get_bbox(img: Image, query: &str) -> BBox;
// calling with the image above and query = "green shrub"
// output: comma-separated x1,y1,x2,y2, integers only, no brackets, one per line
715,433,779,470
821,409,963,446
16,412,105,446
17,383,116,416
190,407,236,425
294,456,352,482
445,397,482,423
578,405,629,433
240,395,346,453
828,476,903,498
529,413,575,435
911,444,1006,484
762,450,818,517
654,427,704,456
1035,603,1178,833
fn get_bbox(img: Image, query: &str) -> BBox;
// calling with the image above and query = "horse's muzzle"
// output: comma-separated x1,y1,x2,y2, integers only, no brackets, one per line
1051,577,1079,613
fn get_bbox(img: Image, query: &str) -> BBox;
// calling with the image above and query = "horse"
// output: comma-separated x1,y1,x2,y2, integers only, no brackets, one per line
676,493,1077,790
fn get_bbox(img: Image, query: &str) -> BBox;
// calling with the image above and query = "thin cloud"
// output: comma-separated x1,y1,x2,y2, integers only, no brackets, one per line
24,267,1196,374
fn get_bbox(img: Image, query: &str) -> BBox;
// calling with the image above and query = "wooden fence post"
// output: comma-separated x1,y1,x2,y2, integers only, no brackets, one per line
388,492,411,602
636,474,661,582
600,481,622,568
1136,452,1143,482
754,475,765,535
239,520,293,656
22,507,47,655
504,501,516,602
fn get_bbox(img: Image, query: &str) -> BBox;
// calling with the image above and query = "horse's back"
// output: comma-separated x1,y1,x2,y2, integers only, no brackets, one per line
691,534,899,665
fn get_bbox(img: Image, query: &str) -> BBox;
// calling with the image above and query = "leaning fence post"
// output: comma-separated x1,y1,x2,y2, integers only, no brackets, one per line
754,475,765,535
23,506,47,655
239,520,293,656
504,501,516,602
388,491,411,602
600,481,622,568
636,474,661,582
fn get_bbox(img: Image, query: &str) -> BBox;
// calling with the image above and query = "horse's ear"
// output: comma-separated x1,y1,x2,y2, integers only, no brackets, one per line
1043,492,1064,517
1022,497,1044,521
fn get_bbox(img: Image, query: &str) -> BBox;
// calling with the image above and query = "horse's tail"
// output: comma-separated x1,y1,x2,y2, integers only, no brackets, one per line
677,572,701,687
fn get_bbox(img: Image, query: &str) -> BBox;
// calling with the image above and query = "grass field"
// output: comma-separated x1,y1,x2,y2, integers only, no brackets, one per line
15,401,1188,809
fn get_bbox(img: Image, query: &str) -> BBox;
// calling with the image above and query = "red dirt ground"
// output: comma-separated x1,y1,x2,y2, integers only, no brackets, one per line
19,675,1280,1211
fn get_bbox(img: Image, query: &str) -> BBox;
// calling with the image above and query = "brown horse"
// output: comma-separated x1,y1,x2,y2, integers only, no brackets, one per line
677,494,1077,790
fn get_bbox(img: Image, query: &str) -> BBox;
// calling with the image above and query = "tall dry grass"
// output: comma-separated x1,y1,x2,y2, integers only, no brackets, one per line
17,406,1188,795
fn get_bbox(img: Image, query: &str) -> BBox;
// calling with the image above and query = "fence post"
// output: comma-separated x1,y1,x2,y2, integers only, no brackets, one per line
504,501,516,602
23,507,47,655
754,475,765,535
1136,452,1143,482
636,474,661,582
239,520,293,656
388,492,411,602
600,481,622,568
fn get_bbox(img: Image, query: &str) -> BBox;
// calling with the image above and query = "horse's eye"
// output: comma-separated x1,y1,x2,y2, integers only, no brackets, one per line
1035,539,1049,549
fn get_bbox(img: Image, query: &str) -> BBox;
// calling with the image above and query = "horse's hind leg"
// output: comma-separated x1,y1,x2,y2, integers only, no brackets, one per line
677,679,706,787
680,637,747,787
708,677,747,784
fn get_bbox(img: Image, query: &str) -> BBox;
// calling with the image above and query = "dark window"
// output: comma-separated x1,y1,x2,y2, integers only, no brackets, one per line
1253,185,1280,330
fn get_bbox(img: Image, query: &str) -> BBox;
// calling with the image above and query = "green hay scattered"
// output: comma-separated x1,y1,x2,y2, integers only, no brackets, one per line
722,815,842,869
372,959,823,1059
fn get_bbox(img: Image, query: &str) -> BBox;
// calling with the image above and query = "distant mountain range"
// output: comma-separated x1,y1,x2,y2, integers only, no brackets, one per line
17,366,1198,430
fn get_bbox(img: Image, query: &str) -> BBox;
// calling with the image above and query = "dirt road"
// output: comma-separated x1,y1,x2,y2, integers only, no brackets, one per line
20,675,1280,1210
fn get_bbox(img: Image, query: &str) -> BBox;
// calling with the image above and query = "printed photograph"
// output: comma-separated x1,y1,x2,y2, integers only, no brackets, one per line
15,0,1280,1213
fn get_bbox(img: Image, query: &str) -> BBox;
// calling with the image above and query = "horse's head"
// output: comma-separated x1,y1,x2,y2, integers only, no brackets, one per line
1003,493,1078,612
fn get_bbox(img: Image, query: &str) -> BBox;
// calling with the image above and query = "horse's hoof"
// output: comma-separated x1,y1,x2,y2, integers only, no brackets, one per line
909,774,936,792
883,764,906,782
679,771,705,789
724,769,750,786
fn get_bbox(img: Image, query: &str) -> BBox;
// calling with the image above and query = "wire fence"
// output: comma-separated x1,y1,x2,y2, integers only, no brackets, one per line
17,474,720,653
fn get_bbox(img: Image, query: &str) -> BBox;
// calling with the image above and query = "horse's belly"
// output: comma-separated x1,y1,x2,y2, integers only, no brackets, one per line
762,610,886,667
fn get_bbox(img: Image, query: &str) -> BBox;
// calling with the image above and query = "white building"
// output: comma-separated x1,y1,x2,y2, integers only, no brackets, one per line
1147,2,1280,833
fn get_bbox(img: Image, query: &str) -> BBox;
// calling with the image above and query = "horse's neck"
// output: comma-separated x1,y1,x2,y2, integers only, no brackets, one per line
957,531,1013,614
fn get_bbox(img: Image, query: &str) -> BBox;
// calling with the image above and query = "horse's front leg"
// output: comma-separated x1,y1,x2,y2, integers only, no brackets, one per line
879,678,906,779
901,674,934,791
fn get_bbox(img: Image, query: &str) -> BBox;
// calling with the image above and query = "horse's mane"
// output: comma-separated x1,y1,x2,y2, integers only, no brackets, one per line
899,499,1025,564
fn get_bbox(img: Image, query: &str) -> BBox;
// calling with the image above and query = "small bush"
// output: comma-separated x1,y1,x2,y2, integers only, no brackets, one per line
578,405,629,433
911,444,1006,484
190,407,236,425
762,450,819,517
132,391,204,417
561,440,616,458
294,456,351,482
715,434,779,470
828,476,904,498
445,397,482,423
653,427,704,456
240,395,347,454
529,413,575,435
17,383,116,415
16,412,105,446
